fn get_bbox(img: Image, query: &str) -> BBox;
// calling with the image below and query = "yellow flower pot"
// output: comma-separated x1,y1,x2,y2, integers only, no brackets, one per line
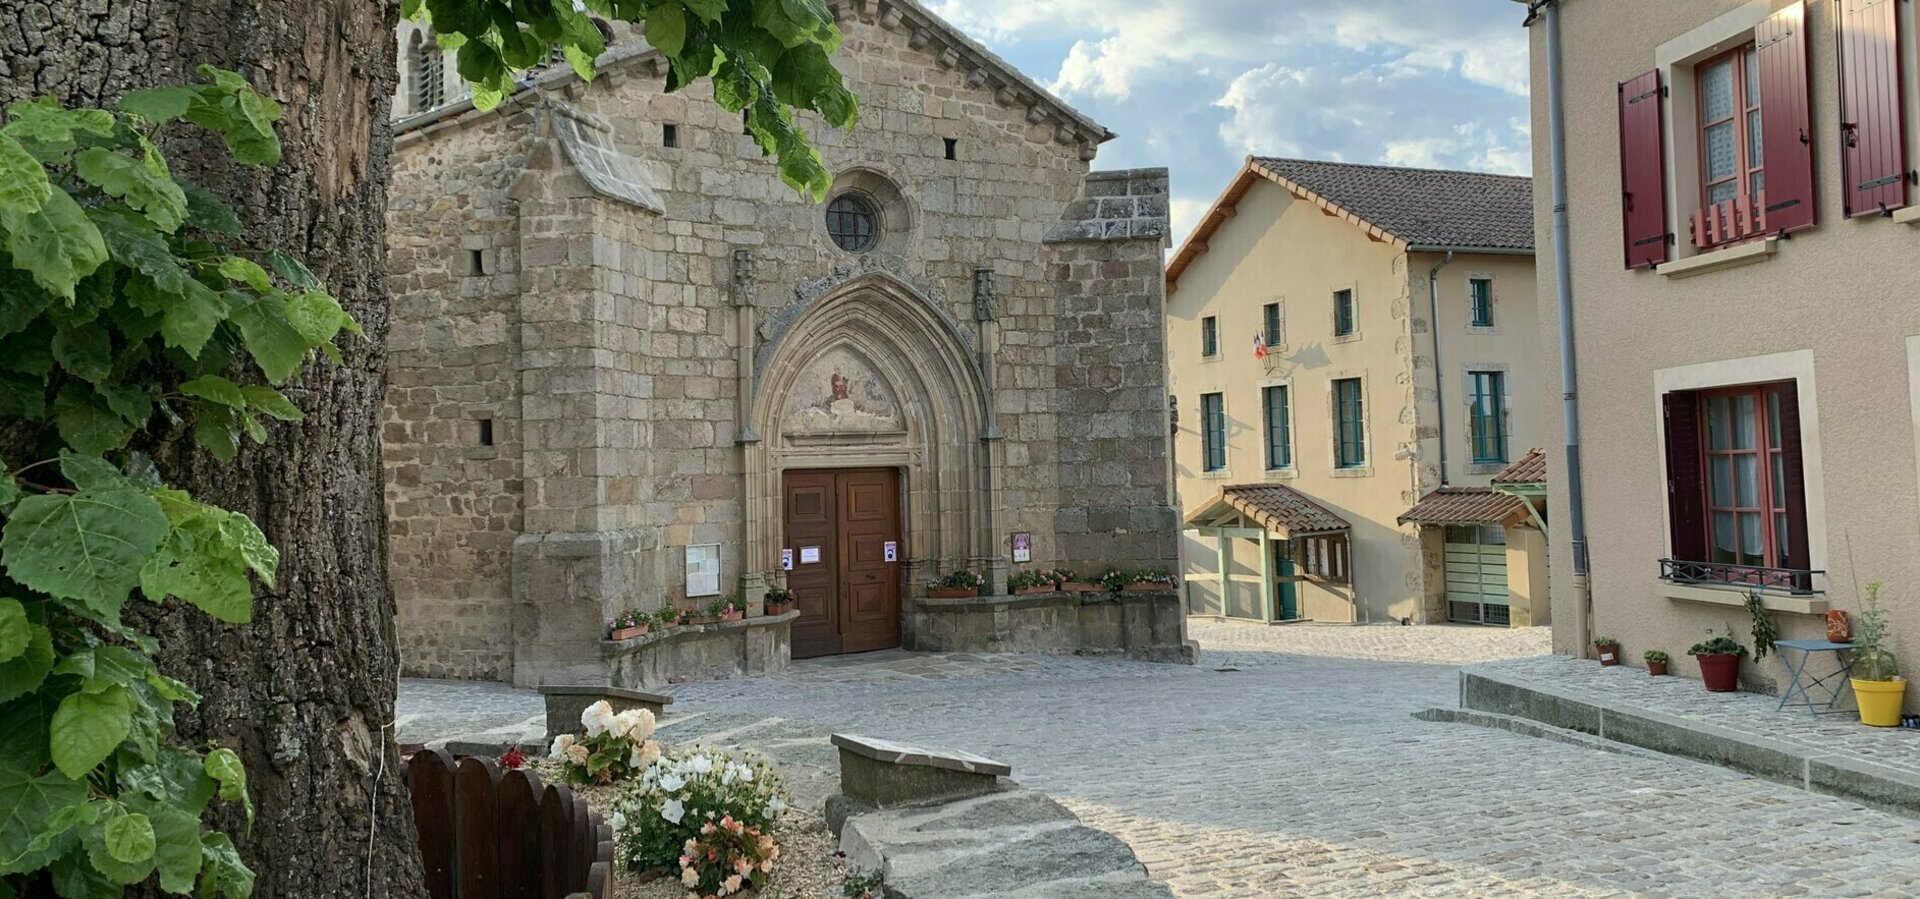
1851,677,1908,727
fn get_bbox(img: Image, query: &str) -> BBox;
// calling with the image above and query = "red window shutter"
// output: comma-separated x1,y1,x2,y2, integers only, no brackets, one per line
1618,69,1669,269
1838,0,1908,217
1662,391,1707,563
1756,1,1816,234
1772,383,1812,586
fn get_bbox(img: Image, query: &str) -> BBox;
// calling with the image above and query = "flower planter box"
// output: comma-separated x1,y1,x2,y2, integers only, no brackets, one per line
1121,582,1176,593
1696,653,1740,691
1059,582,1101,593
609,625,650,641
1013,585,1055,595
927,587,979,599
720,611,745,622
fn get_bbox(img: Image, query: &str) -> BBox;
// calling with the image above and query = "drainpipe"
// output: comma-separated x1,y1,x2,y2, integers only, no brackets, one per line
1426,251,1456,487
1536,0,1594,654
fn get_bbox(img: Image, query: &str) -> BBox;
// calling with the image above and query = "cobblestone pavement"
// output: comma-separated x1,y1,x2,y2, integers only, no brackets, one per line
398,623,1920,897
1473,654,1920,779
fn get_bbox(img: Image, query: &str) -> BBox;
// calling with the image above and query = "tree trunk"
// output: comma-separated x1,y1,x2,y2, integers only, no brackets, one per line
2,2,424,896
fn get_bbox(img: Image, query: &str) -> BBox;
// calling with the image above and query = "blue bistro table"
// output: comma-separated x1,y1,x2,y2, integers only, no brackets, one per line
1774,639,1855,714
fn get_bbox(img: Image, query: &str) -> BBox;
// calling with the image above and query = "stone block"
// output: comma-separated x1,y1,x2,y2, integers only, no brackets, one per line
1460,670,1603,734
832,734,1010,808
538,684,673,739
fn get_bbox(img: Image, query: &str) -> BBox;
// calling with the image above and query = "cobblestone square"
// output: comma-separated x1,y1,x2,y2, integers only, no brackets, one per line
399,622,1920,897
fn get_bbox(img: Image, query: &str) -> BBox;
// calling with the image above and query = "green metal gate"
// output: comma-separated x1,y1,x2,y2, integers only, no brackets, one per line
1444,525,1509,626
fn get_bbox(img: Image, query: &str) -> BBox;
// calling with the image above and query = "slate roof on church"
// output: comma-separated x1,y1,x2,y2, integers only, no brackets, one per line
1167,157,1534,290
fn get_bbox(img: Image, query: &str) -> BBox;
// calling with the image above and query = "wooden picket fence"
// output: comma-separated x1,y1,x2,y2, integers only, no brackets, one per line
404,749,612,899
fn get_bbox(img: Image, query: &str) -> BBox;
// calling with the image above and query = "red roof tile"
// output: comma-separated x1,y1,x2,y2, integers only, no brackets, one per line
1397,487,1527,526
1491,449,1547,485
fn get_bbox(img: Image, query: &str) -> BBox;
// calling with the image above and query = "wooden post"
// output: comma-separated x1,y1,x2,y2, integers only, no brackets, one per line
1258,529,1274,623
1216,533,1230,616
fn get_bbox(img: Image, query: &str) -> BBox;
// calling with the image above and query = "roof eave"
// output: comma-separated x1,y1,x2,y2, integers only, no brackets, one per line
1405,244,1537,256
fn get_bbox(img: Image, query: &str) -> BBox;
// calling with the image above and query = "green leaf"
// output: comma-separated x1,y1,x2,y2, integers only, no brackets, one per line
198,832,254,899
54,645,153,695
52,384,138,456
226,294,308,384
121,749,215,814
238,385,301,422
1,185,108,300
2,98,113,148
117,87,198,122
218,513,277,586
215,256,273,293
0,599,24,663
0,625,53,704
59,451,135,492
263,250,318,290
0,486,170,614
82,813,155,885
202,748,247,810
139,518,253,622
73,148,189,233
178,375,246,408
145,671,200,704
0,134,51,218
0,686,59,772
134,796,203,892
177,180,241,236
191,407,241,464
240,411,267,444
102,812,155,864
49,686,132,780
160,280,228,358
645,3,689,56
0,762,88,875
51,320,112,383
286,289,357,341
48,843,120,899
90,205,193,293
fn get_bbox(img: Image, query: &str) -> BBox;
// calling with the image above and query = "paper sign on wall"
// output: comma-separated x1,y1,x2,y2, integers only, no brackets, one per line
1011,532,1032,563
686,544,721,597
800,546,822,564
883,540,898,562
781,548,794,571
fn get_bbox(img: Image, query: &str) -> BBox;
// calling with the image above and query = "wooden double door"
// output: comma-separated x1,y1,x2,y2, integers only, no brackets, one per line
783,468,902,658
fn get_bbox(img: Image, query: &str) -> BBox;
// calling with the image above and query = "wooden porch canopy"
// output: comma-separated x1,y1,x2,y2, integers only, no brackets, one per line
1396,487,1529,528
1184,483,1351,537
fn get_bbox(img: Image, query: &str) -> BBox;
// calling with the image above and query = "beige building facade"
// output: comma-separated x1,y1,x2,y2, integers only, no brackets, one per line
1166,159,1547,627
382,0,1181,686
1527,0,1920,702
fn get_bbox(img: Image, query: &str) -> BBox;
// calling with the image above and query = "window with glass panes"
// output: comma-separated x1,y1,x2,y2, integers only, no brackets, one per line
1468,371,1507,463
1468,278,1494,327
1201,316,1219,357
1702,386,1792,568
1332,289,1355,336
1262,385,1291,469
1333,378,1365,467
1698,45,1763,212
1263,302,1282,347
1201,393,1226,471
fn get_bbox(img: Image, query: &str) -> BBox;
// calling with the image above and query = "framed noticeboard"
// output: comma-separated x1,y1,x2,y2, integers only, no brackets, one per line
685,544,721,597
1011,532,1031,563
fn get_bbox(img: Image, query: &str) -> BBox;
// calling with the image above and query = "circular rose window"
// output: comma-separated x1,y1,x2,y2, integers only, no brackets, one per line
825,193,878,252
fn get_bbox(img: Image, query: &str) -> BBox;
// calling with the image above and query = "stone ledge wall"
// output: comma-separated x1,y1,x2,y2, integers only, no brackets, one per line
905,592,1192,663
597,612,796,690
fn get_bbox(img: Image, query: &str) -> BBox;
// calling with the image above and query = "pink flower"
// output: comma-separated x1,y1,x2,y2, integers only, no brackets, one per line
723,875,743,893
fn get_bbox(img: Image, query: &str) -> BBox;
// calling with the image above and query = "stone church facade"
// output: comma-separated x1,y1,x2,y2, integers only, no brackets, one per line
383,0,1182,687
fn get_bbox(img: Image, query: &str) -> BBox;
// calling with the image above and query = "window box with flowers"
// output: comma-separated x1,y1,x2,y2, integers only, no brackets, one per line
1007,569,1059,595
928,569,983,598
608,608,653,641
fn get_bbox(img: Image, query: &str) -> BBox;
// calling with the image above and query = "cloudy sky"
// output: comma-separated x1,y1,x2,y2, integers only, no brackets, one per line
922,0,1535,244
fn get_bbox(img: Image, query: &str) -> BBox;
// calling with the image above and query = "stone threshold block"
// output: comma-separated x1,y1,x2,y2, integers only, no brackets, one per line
831,733,1011,809
538,684,674,740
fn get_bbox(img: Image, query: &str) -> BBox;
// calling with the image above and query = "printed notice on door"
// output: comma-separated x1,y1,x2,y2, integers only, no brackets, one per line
800,546,821,564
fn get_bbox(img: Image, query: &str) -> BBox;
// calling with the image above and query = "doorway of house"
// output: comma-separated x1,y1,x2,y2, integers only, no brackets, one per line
1444,524,1510,626
783,468,902,658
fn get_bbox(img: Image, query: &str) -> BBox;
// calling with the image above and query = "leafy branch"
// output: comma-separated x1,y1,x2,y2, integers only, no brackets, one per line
1,66,353,899
405,0,859,198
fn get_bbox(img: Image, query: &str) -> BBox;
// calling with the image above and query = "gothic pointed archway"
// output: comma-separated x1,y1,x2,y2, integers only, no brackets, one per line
743,273,999,651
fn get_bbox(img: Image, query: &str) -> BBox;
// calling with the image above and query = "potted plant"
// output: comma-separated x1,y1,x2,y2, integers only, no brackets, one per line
764,587,794,616
1007,569,1055,595
1122,568,1178,593
1850,581,1906,727
1644,650,1669,677
928,570,983,598
1688,633,1746,692
608,609,650,641
1593,636,1622,666
655,607,679,630
718,597,744,622
1056,568,1099,592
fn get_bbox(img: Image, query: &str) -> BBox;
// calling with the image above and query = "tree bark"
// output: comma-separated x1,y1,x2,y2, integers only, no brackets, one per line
2,1,423,896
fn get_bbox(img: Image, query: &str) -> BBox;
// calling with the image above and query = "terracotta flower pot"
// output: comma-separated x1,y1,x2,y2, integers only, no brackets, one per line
1123,582,1175,593
609,625,649,641
1014,585,1054,595
1647,659,1669,676
721,611,744,622
765,601,793,616
1696,653,1741,692
1060,582,1101,593
927,587,979,599
1595,643,1621,666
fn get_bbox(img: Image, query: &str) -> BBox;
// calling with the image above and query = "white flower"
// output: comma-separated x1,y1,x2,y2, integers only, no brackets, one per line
687,755,714,775
629,740,662,769
548,733,576,760
766,797,787,814
610,810,626,831
660,773,686,793
735,764,753,783
680,866,699,887
661,799,686,824
581,700,617,738
614,708,656,740
565,743,590,766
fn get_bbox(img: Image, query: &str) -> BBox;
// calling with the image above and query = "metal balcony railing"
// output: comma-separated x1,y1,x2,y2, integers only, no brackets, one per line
1658,558,1822,595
